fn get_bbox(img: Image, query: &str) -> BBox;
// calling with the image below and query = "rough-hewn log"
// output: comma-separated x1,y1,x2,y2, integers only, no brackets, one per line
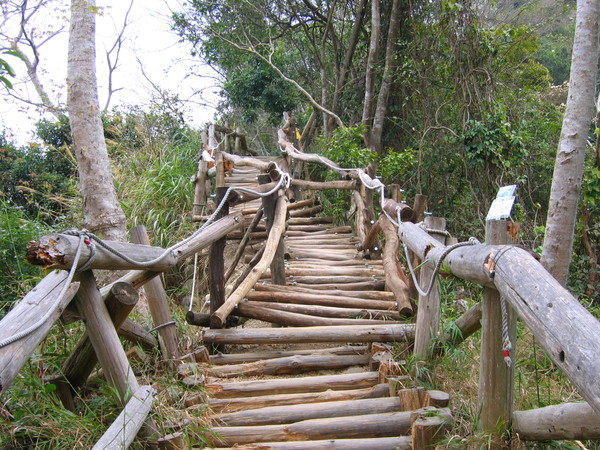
209,346,367,366
216,396,402,426
281,267,385,277
221,151,275,171
290,179,358,190
99,212,242,299
413,216,446,361
292,280,386,291
210,408,451,446
206,353,371,379
259,175,286,287
225,207,264,282
247,301,401,321
206,372,380,399
118,319,157,350
130,226,180,359
245,290,396,311
92,385,154,450
254,283,393,300
26,233,176,271
478,220,517,437
203,324,415,346
399,220,600,415
382,198,414,223
237,302,393,327
441,303,481,348
185,311,211,327
211,194,287,328
289,205,323,217
207,188,229,329
287,216,335,225
0,271,79,396
512,402,600,440
411,407,451,449
208,384,390,414
61,282,139,396
380,215,412,316
75,271,139,404
211,436,411,450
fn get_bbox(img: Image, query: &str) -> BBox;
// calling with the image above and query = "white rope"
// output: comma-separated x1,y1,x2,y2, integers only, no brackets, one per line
0,234,86,348
188,252,199,312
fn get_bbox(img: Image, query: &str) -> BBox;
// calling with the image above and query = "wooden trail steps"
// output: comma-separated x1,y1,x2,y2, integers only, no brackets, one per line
187,163,452,449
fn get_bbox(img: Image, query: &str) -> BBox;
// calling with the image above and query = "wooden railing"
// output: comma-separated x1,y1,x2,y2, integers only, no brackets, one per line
2,118,600,446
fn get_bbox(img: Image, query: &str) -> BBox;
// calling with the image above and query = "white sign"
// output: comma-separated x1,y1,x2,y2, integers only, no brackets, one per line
486,185,517,221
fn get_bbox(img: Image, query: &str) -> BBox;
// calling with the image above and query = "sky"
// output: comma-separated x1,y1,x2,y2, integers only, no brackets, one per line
1,0,219,145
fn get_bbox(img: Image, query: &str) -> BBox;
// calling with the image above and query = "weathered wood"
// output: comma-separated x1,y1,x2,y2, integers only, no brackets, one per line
0,271,79,396
221,151,275,171
382,198,414,223
290,179,358,190
26,233,177,271
215,150,225,188
99,212,242,300
192,159,209,214
210,408,451,446
254,283,393,300
206,353,371,378
157,432,188,450
61,282,139,396
289,204,322,217
442,303,482,348
259,175,286,287
413,216,446,361
352,190,367,245
512,402,600,440
208,188,229,328
478,220,517,438
245,290,396,311
211,436,411,450
203,324,415,345
247,301,401,321
236,302,393,327
292,280,386,291
208,384,390,413
75,271,139,404
287,275,382,285
281,267,385,277
130,226,180,359
92,385,154,450
380,215,412,316
185,311,211,327
287,216,335,225
206,372,380,398
209,345,368,365
118,319,157,350
411,408,451,449
398,388,423,411
216,396,402,426
424,390,450,408
224,207,264,282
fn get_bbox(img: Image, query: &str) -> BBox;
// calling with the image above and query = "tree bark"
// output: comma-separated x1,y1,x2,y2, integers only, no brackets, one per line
67,0,127,241
541,0,600,284
361,0,380,144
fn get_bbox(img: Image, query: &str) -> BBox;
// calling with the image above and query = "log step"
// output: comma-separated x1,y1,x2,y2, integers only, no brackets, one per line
210,436,411,450
209,345,368,365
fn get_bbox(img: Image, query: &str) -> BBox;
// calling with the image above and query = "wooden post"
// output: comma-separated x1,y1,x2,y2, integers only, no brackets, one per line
74,271,139,404
59,282,139,408
413,216,446,362
224,207,264,283
192,159,209,215
388,184,402,202
215,151,225,188
130,226,180,360
259,174,286,286
209,187,229,331
478,219,517,442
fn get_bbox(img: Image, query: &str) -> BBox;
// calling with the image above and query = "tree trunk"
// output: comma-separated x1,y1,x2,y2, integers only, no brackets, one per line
541,0,600,284
361,0,380,147
67,0,127,242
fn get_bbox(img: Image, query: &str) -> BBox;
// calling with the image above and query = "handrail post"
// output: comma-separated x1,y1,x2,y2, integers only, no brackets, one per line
478,219,517,443
209,187,230,325
259,175,286,286
413,216,446,365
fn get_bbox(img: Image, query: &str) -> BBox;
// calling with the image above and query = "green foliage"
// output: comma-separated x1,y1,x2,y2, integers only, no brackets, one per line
535,24,574,85
379,149,417,185
320,126,376,170
0,131,78,225
0,50,25,89
0,199,48,316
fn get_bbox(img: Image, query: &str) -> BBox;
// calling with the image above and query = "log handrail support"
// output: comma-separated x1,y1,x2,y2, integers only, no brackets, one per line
5,113,600,445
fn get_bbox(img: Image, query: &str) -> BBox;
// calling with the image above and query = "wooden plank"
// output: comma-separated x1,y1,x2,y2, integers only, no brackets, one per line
209,345,367,365
0,271,79,396
92,385,154,450
210,436,411,450
203,324,415,345
215,397,401,426
254,283,393,300
207,384,391,413
247,301,401,321
206,372,381,399
246,291,396,311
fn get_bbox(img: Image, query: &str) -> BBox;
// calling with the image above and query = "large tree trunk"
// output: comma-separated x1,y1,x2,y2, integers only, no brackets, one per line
361,0,380,148
541,0,599,284
67,0,127,242
369,0,402,155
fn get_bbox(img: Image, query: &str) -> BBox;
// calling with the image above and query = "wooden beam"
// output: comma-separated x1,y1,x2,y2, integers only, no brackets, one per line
92,385,154,450
202,324,415,345
0,271,79,396
211,436,411,450
513,402,600,440
380,215,412,316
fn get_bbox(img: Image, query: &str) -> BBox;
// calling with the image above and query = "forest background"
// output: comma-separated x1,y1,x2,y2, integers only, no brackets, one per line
0,0,599,446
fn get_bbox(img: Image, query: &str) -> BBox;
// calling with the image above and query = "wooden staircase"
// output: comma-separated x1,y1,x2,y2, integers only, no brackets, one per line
184,164,452,449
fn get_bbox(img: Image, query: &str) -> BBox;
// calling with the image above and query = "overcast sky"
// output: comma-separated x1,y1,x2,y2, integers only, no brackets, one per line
1,0,218,145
